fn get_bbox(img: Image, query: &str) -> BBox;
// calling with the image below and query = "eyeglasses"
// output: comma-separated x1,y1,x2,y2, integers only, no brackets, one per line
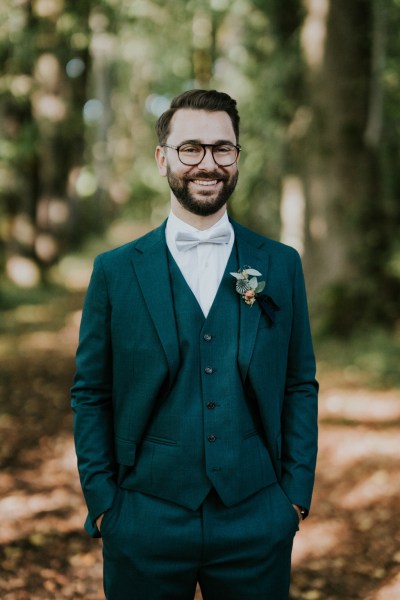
162,142,241,167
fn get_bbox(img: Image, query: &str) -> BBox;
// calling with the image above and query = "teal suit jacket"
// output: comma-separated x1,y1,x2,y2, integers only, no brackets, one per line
71,219,318,537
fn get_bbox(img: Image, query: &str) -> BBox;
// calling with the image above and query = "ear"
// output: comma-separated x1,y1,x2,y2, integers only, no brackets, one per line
155,146,167,177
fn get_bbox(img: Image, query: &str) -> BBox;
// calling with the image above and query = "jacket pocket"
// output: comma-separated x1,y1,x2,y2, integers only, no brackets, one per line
114,437,137,466
143,434,178,447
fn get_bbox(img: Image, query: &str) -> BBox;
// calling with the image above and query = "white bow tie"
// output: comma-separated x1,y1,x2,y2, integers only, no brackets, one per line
175,225,231,252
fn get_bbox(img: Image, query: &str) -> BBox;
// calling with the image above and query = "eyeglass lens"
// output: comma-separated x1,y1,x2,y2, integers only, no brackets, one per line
178,143,238,166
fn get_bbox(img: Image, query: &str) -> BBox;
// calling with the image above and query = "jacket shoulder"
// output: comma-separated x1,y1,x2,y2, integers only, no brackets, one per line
94,222,166,266
232,220,300,261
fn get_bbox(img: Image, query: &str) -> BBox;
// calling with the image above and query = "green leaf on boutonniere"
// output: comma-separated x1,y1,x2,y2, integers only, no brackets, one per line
245,268,262,277
255,281,265,293
249,277,259,290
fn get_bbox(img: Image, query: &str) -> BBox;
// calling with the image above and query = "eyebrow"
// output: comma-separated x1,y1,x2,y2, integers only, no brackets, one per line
177,139,237,146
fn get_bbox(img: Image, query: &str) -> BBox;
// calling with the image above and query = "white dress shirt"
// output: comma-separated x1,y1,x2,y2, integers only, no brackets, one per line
166,211,235,317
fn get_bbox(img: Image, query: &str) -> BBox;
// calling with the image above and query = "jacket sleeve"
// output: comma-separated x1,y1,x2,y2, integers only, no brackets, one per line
280,251,318,512
71,255,117,537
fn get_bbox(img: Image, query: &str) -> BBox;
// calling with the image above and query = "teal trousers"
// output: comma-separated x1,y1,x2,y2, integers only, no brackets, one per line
101,483,299,600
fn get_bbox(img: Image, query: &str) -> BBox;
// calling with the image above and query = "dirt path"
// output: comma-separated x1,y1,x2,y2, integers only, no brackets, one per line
1,296,399,599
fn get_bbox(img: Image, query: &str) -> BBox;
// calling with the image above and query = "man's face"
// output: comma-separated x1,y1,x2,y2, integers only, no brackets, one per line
156,109,239,217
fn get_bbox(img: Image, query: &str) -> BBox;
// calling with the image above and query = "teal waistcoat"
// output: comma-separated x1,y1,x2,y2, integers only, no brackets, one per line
122,244,277,509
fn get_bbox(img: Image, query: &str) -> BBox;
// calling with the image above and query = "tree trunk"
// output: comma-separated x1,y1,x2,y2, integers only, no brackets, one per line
287,0,388,331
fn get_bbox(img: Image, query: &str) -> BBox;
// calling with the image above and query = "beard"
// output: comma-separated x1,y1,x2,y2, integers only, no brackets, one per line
166,166,238,217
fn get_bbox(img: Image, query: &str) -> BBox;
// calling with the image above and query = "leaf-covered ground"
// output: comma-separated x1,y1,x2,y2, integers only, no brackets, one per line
1,291,399,599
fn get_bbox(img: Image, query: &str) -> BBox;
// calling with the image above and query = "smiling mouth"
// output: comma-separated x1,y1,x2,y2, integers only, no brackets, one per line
192,179,220,186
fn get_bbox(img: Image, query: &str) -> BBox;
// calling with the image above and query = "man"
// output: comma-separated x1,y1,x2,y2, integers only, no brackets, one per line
71,89,318,600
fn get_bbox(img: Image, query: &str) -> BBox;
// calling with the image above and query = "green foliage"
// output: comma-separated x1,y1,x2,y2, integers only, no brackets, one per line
313,277,400,339
317,327,400,389
0,0,93,275
0,280,67,315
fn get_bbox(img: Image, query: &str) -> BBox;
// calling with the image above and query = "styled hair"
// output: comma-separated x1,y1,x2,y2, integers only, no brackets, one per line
155,89,240,144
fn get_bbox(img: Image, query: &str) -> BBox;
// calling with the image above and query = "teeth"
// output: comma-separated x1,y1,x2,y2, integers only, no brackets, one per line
193,179,218,186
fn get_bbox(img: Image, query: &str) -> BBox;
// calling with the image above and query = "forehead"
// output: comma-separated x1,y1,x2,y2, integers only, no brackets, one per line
168,109,236,143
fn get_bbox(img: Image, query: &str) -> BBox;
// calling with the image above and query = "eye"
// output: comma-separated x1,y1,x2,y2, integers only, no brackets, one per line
214,145,235,154
179,144,202,154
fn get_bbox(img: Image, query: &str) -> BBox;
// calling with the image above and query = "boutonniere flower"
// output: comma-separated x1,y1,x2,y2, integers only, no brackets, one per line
230,266,280,323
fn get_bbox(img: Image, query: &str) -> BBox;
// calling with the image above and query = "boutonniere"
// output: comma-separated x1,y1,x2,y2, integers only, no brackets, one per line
230,266,280,323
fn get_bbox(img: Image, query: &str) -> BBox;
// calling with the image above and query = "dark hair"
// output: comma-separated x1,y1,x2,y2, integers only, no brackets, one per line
155,89,240,144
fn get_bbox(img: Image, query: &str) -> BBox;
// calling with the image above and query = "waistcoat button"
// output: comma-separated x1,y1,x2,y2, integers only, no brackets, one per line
208,434,217,442
207,402,216,409
203,334,212,342
204,367,213,374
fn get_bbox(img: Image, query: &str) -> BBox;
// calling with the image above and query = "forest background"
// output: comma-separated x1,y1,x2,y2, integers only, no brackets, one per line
1,1,400,599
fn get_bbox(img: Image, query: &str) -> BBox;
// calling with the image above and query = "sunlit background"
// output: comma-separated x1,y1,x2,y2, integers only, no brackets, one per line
1,1,400,599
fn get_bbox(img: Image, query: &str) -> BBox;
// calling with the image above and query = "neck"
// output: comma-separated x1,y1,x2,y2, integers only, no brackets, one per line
170,196,227,230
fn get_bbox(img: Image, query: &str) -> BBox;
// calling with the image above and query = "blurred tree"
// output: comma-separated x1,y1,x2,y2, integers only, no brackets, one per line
289,0,400,332
0,0,92,285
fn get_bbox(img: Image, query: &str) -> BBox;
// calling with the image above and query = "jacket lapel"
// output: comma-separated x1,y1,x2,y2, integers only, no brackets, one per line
130,222,180,383
232,221,270,382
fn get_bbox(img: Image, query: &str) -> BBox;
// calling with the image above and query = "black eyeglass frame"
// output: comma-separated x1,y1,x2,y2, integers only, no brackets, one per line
161,142,241,167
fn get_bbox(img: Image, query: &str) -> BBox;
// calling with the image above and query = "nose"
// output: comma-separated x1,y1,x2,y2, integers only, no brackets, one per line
197,147,217,169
